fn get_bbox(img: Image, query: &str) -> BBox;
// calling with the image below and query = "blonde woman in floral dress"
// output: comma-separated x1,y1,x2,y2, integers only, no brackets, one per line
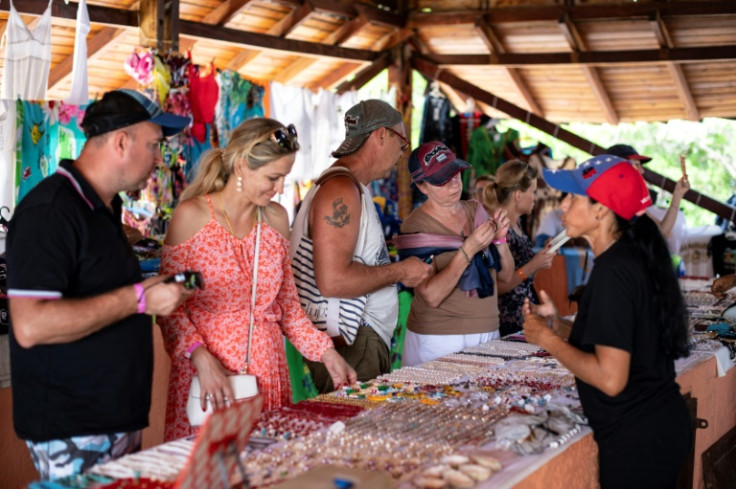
159,118,355,441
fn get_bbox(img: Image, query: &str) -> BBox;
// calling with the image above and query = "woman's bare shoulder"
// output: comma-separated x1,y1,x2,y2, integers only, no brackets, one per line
165,196,211,246
262,201,290,239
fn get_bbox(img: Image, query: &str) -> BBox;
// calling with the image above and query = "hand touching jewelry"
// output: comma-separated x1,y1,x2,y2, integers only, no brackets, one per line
490,208,511,241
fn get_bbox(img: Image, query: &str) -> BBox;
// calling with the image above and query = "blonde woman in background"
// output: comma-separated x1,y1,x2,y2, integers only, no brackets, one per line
482,160,554,336
159,118,355,441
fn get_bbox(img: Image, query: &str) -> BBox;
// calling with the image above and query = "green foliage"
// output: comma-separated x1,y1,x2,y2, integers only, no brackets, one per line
496,118,736,227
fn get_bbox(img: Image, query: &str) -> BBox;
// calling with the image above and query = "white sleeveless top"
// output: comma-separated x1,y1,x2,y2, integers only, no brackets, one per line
290,167,398,347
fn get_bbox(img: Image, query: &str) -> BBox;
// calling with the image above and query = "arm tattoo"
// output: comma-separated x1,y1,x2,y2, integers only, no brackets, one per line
324,197,351,228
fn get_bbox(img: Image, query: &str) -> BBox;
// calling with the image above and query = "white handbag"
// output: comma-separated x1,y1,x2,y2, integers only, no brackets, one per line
186,207,263,427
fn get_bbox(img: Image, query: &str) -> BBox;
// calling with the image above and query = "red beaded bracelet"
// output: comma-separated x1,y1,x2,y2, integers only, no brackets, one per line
516,268,528,281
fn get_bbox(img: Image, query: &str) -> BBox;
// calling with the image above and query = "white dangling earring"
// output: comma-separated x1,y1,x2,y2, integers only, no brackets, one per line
236,175,243,193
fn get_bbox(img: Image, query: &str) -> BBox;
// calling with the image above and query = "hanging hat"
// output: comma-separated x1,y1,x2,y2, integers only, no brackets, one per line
331,99,403,157
408,141,470,186
543,154,651,220
81,89,190,138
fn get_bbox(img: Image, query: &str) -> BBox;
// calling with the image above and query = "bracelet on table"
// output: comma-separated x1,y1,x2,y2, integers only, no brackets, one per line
492,237,507,245
133,282,146,314
185,341,204,359
516,268,528,281
458,247,472,265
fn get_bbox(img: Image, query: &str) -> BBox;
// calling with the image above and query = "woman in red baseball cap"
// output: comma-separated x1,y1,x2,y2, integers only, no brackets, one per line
523,154,692,489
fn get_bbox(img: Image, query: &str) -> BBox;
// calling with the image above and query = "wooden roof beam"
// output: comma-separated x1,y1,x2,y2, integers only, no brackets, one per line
412,55,602,151
2,1,379,63
268,2,314,37
226,48,263,71
270,0,405,28
311,61,364,91
650,12,700,121
179,19,378,61
412,54,736,223
48,27,129,92
558,13,617,125
410,1,736,27
475,18,543,117
425,45,736,65
375,27,413,52
272,13,369,84
336,52,393,94
202,0,254,26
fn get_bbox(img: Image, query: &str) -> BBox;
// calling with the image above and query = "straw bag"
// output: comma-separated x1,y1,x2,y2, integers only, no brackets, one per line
186,208,262,427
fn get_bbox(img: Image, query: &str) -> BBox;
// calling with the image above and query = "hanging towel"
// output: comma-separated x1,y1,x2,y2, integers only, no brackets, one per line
64,0,91,105
1,0,53,100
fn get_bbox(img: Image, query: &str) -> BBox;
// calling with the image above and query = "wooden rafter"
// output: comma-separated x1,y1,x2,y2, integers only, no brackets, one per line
376,27,413,52
412,55,604,152
202,0,253,26
558,13,617,125
267,2,314,37
273,12,369,85
48,27,128,92
412,54,736,222
3,1,380,63
226,48,262,71
424,45,736,66
310,61,364,90
270,0,405,28
475,18,542,116
650,12,699,121
409,1,736,27
335,51,393,93
47,1,142,95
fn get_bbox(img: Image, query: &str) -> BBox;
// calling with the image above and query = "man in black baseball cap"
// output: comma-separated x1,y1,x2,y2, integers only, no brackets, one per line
605,142,689,252
6,90,193,480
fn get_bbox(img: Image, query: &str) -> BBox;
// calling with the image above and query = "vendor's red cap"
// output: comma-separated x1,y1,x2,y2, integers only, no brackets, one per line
543,154,651,220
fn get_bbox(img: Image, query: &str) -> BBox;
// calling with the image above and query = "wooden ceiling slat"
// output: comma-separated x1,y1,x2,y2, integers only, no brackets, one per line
650,12,699,122
265,10,366,84
311,60,363,90
48,27,128,91
409,1,736,27
179,18,378,61
335,51,392,93
475,18,542,116
268,2,313,37
558,13,617,125
426,45,736,66
202,0,254,25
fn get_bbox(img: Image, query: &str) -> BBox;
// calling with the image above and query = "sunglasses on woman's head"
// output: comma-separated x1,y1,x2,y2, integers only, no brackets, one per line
269,124,298,150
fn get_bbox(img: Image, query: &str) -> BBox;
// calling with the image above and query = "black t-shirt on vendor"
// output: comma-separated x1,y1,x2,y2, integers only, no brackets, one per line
569,239,683,441
6,160,152,442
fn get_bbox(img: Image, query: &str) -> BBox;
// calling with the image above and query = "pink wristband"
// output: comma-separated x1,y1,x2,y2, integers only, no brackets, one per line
134,282,146,314
185,341,203,359
493,237,507,245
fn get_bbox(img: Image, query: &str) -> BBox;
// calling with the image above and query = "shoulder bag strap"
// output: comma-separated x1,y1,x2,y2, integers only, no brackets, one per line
244,206,261,374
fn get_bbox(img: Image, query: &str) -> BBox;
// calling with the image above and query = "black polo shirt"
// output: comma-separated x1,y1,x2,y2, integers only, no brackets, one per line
6,159,152,442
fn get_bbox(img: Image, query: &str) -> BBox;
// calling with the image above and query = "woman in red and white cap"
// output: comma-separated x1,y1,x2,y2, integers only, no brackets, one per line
523,154,692,489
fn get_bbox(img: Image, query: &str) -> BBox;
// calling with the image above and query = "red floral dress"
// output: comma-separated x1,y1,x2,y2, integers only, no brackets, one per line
159,195,333,441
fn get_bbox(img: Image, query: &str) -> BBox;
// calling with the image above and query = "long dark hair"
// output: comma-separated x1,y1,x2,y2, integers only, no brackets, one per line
614,213,689,359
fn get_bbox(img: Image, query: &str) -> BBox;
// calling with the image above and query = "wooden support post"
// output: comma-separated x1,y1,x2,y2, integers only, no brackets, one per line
388,44,412,221
139,0,179,52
